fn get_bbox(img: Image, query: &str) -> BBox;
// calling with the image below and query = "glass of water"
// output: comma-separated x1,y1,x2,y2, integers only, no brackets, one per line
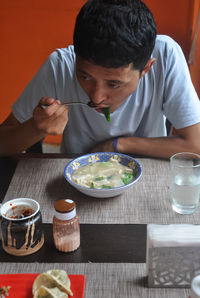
170,152,200,214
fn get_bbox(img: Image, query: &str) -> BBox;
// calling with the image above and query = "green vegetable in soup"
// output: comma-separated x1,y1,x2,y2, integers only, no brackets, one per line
102,107,111,122
102,185,112,189
94,175,113,182
122,172,134,185
90,182,95,188
95,177,105,181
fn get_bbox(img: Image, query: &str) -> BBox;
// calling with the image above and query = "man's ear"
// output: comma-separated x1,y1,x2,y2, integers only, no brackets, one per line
140,58,156,78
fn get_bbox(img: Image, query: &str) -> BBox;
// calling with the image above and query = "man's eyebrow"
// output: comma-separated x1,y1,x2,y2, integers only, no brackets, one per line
77,69,91,76
77,69,125,84
105,79,124,84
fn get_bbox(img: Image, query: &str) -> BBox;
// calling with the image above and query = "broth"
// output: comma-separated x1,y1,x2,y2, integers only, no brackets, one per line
72,158,134,189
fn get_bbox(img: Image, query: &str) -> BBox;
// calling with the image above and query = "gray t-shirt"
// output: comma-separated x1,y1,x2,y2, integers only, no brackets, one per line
12,35,200,154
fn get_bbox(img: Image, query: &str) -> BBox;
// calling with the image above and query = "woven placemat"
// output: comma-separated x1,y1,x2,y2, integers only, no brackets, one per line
0,262,190,298
3,158,200,224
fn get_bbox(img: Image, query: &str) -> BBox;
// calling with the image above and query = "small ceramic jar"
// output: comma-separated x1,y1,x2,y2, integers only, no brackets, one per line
0,198,44,256
53,199,80,252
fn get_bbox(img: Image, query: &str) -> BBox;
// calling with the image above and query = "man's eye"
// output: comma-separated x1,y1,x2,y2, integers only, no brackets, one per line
108,83,120,89
80,74,90,81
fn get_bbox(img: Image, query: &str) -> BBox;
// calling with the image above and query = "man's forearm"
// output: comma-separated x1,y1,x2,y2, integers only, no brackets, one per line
117,135,200,159
91,124,200,157
0,118,47,156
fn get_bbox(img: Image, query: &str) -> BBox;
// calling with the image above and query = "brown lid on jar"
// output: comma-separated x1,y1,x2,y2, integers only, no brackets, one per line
54,199,76,213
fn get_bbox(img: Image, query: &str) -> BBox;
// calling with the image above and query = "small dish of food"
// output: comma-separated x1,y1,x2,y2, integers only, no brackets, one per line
64,152,142,198
0,269,85,298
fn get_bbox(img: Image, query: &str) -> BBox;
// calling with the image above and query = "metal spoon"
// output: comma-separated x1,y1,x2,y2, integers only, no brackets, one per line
61,101,96,108
41,101,96,109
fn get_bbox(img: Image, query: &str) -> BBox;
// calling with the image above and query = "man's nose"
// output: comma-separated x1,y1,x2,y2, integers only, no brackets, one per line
89,83,107,105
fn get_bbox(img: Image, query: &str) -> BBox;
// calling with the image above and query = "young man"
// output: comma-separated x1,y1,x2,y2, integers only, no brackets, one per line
0,0,200,157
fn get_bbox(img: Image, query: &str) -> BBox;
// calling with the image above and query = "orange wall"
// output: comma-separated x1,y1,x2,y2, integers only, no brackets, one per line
188,0,200,96
0,0,198,144
146,0,193,57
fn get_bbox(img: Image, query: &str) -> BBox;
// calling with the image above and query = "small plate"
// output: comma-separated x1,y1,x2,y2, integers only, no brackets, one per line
0,273,85,298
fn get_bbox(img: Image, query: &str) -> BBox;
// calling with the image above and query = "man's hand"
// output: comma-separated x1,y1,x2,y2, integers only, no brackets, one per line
33,97,69,135
90,139,115,152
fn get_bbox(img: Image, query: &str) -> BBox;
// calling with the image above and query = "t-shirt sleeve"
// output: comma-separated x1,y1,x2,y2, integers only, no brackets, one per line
12,52,58,122
162,37,200,129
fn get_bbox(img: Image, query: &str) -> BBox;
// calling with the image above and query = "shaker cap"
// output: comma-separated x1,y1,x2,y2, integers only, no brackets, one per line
54,199,76,213
54,199,76,221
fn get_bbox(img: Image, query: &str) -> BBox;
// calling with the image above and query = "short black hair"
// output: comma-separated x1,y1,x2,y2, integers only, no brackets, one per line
73,0,157,71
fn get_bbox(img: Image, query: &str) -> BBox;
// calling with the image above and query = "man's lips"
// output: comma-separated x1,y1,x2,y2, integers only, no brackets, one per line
95,106,110,113
95,108,103,113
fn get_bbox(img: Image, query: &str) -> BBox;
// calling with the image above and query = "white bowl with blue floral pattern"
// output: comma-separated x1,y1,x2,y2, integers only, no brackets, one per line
64,152,142,198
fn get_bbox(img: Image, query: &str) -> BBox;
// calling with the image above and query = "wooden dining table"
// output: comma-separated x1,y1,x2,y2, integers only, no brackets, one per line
0,153,199,297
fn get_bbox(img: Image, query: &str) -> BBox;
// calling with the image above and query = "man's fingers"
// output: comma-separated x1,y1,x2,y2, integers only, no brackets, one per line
39,97,56,107
39,97,63,111
36,102,68,120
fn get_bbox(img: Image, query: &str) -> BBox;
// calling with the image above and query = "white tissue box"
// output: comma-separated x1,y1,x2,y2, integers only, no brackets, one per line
147,224,200,288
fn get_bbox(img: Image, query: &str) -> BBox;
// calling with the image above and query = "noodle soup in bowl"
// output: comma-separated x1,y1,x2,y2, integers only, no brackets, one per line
64,152,142,198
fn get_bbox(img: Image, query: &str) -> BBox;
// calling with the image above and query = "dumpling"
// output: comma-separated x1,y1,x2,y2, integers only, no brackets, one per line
33,285,68,298
32,269,73,297
46,270,72,296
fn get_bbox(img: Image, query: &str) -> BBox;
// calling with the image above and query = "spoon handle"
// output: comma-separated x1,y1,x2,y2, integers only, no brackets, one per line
41,101,96,109
61,102,88,106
